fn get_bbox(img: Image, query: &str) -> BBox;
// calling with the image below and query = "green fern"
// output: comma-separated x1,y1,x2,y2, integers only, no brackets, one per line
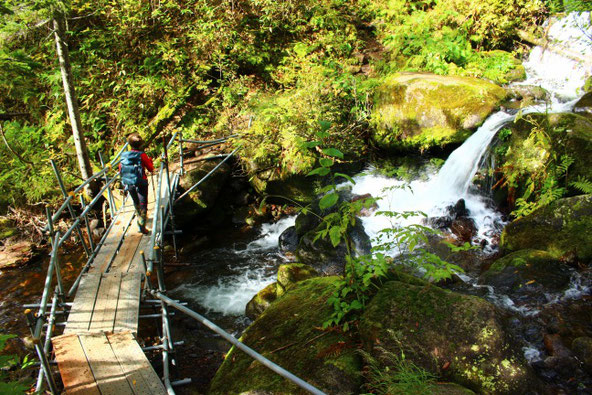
570,176,592,194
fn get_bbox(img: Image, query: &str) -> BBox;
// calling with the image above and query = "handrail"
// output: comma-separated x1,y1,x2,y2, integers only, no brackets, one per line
175,147,238,203
152,291,326,395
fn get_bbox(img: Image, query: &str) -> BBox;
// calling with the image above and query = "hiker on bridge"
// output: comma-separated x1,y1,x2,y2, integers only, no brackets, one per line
120,133,154,234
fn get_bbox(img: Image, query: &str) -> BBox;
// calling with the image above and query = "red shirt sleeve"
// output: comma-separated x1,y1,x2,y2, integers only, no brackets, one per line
141,153,154,173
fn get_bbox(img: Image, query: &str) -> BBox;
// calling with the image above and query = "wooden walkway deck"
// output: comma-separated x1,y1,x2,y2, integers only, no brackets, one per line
53,185,167,394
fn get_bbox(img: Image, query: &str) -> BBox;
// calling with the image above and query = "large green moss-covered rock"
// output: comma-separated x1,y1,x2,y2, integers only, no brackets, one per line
209,277,362,394
371,73,507,152
175,157,231,227
501,194,592,261
359,280,538,394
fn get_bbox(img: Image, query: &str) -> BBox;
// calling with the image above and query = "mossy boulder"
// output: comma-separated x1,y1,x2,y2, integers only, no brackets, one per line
371,73,507,152
276,264,319,297
501,194,592,261
480,249,572,302
209,277,363,394
493,112,592,206
175,157,231,227
246,282,278,320
359,280,538,394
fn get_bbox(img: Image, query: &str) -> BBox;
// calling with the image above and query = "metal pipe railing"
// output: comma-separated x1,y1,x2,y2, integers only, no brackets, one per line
152,291,325,395
51,160,91,257
35,289,59,392
175,147,238,203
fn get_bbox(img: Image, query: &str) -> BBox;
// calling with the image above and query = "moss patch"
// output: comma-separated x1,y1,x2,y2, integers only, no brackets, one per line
276,263,319,297
209,277,362,394
371,73,507,152
246,282,278,320
501,194,592,261
359,280,537,394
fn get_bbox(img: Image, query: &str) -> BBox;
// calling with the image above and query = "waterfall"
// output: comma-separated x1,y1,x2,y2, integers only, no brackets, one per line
353,12,591,249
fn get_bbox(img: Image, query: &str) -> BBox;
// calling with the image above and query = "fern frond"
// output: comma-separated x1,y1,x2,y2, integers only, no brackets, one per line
570,176,592,194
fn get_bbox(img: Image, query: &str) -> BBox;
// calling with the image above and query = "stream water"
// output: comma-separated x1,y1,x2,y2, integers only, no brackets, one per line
170,11,592,393
0,10,590,395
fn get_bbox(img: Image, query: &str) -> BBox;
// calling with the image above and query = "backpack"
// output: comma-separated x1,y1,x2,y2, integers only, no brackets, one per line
120,151,144,188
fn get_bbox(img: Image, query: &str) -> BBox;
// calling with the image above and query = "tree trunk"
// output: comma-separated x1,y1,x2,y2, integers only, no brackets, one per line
53,12,98,195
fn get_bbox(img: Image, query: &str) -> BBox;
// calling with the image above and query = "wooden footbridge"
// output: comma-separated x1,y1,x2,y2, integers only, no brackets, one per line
26,132,325,394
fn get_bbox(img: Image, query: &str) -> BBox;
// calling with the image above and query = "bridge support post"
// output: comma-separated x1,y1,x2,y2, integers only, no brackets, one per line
50,159,91,257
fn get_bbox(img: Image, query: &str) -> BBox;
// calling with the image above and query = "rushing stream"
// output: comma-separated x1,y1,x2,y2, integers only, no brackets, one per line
170,12,592,391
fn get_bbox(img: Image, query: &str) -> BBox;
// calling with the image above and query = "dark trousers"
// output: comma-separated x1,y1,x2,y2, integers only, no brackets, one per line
127,181,148,227
127,181,148,211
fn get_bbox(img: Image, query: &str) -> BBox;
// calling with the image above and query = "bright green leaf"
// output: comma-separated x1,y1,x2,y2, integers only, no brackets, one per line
319,192,339,210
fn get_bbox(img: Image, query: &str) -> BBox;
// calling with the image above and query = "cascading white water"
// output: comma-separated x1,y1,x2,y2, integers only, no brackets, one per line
354,12,591,251
174,216,296,316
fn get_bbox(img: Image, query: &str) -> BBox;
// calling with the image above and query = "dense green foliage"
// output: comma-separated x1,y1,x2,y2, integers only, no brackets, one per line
0,334,33,393
0,0,556,208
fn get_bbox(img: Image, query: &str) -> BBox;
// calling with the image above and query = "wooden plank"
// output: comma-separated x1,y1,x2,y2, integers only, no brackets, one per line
89,273,122,332
79,332,135,395
110,232,143,273
53,334,101,395
108,331,167,395
114,272,142,333
89,207,135,274
127,231,152,273
65,274,102,334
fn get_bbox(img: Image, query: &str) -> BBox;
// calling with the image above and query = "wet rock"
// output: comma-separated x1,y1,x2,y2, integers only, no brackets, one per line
572,337,592,374
245,283,277,320
450,199,470,218
544,334,573,359
210,277,363,394
450,217,477,243
360,278,539,394
506,85,549,103
296,219,371,275
278,226,298,254
371,72,507,152
293,190,371,275
501,195,592,261
539,297,592,347
276,263,319,297
0,241,38,269
480,250,572,302
429,199,477,243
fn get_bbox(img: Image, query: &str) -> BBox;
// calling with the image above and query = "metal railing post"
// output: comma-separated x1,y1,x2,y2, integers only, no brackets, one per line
25,310,58,394
99,151,117,218
178,130,184,176
80,195,96,252
50,160,91,257
35,289,59,392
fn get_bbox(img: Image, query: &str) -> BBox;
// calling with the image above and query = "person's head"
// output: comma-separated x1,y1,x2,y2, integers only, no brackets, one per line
127,133,144,150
